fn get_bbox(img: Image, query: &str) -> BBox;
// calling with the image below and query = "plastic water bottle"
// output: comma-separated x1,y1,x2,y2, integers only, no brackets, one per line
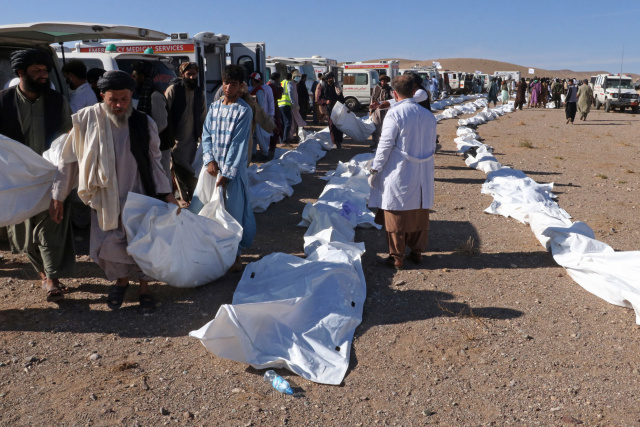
264,370,293,395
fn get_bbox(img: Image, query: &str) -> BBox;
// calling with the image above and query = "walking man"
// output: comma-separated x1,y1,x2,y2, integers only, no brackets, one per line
0,48,74,302
50,71,178,312
368,74,437,270
565,80,578,124
576,79,593,121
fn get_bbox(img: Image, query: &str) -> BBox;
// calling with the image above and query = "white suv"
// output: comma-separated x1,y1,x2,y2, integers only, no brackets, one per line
593,74,639,113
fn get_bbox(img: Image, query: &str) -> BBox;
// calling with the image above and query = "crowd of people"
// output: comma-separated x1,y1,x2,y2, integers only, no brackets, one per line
0,48,371,312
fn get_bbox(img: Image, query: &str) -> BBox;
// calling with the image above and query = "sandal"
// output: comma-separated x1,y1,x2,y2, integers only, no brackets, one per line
138,294,156,314
42,280,64,302
45,288,64,303
42,279,71,294
106,284,129,310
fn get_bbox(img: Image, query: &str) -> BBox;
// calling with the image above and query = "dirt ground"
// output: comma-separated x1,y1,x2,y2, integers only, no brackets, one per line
1,102,640,426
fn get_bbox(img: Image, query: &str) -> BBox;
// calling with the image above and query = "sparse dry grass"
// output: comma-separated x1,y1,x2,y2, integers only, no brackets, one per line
554,156,564,160
455,237,480,256
618,180,628,184
517,120,526,126
518,140,534,149
618,141,631,147
625,169,635,174
596,173,608,179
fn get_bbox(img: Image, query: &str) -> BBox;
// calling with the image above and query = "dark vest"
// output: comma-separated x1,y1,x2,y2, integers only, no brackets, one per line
0,86,68,150
170,79,204,142
128,109,167,199
417,84,431,111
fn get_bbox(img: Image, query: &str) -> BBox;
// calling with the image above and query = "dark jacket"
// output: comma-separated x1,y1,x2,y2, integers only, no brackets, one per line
0,86,69,150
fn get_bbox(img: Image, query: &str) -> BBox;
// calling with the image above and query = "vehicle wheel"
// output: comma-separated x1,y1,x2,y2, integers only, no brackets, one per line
620,107,626,112
344,97,359,111
605,99,611,112
595,98,601,110
632,106,639,114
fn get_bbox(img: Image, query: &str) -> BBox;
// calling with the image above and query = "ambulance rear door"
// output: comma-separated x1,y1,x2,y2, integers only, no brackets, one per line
230,42,266,83
194,32,229,105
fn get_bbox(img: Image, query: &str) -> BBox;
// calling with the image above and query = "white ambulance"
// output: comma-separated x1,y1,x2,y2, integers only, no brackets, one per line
75,34,266,105
340,63,386,111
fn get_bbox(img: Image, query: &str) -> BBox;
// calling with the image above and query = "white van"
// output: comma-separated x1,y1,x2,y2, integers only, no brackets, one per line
340,67,380,111
75,35,264,105
0,22,167,93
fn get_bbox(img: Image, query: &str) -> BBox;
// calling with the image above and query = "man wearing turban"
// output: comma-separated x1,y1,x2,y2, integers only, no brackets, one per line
50,70,179,313
0,48,74,302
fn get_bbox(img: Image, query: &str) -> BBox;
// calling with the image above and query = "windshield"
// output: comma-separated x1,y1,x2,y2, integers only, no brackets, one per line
605,78,632,89
116,59,177,92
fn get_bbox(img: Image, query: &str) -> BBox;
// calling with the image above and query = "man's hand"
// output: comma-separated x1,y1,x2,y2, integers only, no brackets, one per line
369,101,380,110
379,101,391,109
368,170,378,188
49,199,64,224
165,194,182,215
216,175,229,188
207,161,219,177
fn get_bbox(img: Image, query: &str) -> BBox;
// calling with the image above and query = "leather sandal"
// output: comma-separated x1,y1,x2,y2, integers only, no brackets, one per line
106,284,129,310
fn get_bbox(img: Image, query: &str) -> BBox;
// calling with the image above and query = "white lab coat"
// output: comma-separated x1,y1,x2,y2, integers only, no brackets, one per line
369,99,436,211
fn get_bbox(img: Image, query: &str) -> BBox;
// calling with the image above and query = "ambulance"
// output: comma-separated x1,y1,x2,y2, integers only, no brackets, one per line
74,33,266,105
338,61,399,111
265,57,316,101
293,56,339,78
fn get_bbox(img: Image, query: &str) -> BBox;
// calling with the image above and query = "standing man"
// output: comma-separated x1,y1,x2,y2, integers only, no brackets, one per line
576,79,593,121
165,62,207,205
296,73,310,121
249,71,271,159
201,65,256,272
430,73,439,101
368,75,437,270
50,71,178,313
564,80,578,124
514,78,527,111
267,72,283,157
0,48,74,302
551,78,563,109
62,59,98,113
310,73,323,124
318,72,347,149
131,61,172,184
487,78,499,108
368,74,393,149
278,72,294,144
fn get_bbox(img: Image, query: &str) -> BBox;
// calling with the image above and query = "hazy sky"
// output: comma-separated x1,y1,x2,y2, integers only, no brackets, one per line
2,0,639,74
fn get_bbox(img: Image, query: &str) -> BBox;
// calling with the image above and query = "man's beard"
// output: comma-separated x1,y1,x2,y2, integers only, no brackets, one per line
104,103,133,128
184,78,197,90
23,74,49,94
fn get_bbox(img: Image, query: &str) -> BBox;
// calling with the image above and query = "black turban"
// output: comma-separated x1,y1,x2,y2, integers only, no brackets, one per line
97,70,136,93
10,48,53,75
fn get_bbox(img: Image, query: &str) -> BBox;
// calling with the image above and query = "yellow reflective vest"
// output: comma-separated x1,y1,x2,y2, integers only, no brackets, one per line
278,80,292,107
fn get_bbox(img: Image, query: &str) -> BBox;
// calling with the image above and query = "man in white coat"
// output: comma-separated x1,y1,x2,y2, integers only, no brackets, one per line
368,74,437,270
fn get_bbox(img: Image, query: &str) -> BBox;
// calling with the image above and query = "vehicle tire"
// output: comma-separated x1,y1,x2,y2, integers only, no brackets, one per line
633,106,639,114
605,99,611,112
620,107,626,112
344,97,359,111
595,98,601,110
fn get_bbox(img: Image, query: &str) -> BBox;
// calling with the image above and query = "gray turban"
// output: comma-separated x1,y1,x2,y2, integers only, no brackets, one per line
10,49,53,75
97,70,136,93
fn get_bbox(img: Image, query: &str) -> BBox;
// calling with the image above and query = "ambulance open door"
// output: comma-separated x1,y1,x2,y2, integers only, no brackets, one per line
230,42,266,83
